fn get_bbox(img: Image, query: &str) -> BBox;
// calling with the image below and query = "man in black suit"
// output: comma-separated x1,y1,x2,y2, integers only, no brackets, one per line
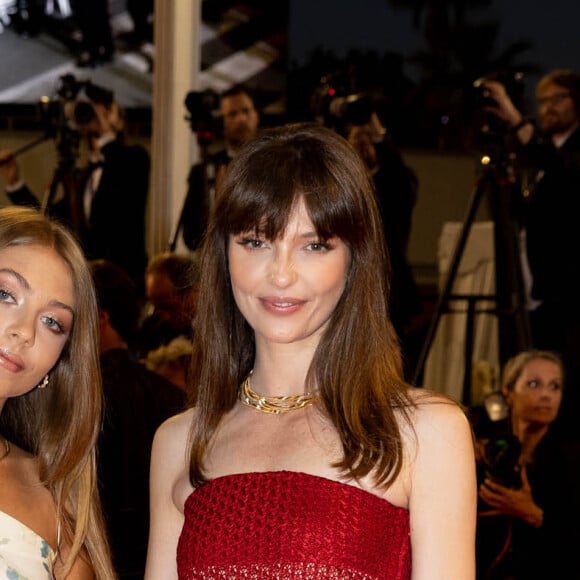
483,69,580,436
1,87,150,294
78,97,150,293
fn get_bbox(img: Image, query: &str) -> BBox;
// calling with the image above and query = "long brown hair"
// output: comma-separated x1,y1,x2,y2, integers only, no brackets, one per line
0,207,114,579
189,122,414,487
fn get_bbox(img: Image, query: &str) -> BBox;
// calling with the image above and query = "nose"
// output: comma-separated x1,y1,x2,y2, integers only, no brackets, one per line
268,248,297,288
538,384,558,401
6,318,35,347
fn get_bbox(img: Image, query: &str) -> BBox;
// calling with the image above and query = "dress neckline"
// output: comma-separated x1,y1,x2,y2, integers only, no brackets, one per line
189,470,408,512
0,509,57,554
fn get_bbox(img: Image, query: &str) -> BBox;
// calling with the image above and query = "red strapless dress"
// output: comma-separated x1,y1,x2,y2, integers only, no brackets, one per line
177,470,411,579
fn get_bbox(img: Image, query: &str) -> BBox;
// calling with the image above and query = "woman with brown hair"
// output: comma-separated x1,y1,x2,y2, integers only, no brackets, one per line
146,123,476,579
0,206,115,578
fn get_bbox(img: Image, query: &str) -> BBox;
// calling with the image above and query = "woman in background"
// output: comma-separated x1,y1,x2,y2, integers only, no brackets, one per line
474,349,580,579
0,207,114,578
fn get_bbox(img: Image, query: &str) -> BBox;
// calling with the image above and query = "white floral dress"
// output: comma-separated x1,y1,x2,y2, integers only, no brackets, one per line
0,510,56,579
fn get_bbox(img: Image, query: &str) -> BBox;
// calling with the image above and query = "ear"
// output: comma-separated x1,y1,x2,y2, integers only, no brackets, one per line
501,385,511,401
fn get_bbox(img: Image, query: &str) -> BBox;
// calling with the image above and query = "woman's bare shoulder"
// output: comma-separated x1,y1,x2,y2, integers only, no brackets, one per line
158,407,195,433
407,386,465,409
154,407,195,454
405,387,472,437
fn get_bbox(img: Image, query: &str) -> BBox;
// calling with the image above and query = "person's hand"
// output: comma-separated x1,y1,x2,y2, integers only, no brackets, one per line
0,149,20,186
479,466,543,526
481,80,523,126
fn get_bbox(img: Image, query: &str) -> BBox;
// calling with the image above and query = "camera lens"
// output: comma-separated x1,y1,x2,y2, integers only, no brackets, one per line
74,101,96,126
483,434,522,488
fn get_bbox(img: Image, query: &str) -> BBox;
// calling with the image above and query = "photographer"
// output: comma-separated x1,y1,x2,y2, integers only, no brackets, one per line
179,85,260,252
483,70,580,438
344,98,421,378
472,350,580,579
1,78,150,294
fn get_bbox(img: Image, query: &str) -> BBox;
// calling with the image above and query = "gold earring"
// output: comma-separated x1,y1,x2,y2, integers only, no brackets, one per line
38,374,49,389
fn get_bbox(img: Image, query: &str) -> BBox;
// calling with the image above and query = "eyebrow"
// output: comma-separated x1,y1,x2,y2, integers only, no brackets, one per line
0,267,75,316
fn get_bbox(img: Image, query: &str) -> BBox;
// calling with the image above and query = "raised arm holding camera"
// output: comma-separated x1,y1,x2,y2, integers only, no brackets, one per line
482,70,580,439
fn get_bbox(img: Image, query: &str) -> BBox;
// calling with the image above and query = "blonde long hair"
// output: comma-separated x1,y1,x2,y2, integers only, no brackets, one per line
0,207,114,578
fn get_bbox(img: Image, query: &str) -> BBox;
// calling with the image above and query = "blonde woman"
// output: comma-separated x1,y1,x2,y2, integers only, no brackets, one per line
475,349,580,579
0,207,115,578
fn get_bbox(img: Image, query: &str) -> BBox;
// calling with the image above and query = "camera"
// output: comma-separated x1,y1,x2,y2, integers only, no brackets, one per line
471,393,522,489
471,78,496,109
310,75,379,131
326,93,375,127
481,425,522,489
184,89,220,140
39,74,115,132
468,71,527,157
73,81,115,126
471,70,526,111
37,74,115,166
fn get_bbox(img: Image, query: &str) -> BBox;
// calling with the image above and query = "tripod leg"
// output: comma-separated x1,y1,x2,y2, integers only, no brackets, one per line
413,172,489,386
488,173,532,363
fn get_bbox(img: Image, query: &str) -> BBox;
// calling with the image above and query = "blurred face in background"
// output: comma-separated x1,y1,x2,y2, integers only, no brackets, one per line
536,82,579,136
145,271,196,329
504,357,563,428
220,92,259,151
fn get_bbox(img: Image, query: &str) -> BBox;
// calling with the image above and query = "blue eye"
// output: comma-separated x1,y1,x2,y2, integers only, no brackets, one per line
0,288,15,302
42,316,65,334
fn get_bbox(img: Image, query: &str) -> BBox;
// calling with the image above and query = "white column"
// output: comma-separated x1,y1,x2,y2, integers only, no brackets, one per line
148,0,201,255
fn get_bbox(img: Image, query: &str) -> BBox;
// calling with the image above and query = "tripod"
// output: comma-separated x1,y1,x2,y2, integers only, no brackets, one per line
40,124,83,234
1,126,81,227
412,154,532,405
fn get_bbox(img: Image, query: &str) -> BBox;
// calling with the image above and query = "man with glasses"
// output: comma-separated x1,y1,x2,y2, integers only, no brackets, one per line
482,69,580,438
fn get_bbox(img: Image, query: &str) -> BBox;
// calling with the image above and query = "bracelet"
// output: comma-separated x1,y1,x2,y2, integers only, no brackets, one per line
511,118,531,133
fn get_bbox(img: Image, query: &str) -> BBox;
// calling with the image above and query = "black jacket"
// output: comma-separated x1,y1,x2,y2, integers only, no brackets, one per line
98,348,186,579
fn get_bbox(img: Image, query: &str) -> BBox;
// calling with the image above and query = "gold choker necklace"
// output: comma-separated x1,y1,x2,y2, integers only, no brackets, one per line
239,372,318,415
0,437,10,462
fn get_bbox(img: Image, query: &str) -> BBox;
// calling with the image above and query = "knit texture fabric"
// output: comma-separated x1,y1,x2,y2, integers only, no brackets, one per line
177,470,411,579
